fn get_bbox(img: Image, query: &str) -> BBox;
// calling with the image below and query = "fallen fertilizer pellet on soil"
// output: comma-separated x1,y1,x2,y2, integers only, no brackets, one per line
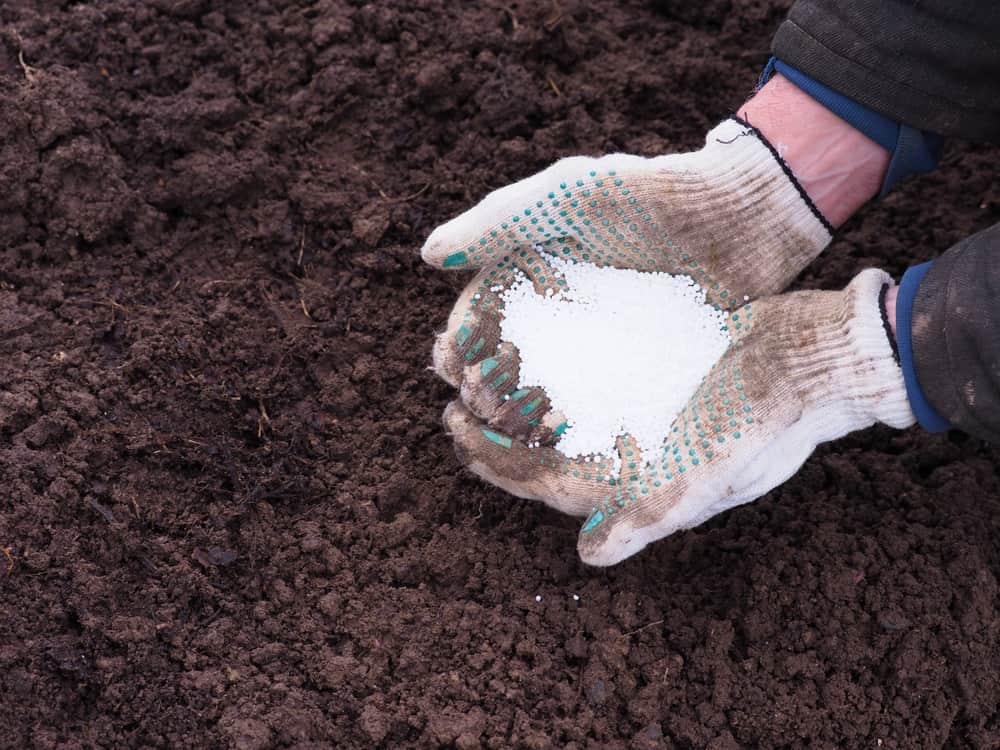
500,252,730,465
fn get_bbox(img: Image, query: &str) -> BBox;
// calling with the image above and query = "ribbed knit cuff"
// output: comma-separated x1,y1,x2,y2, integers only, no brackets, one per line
837,269,915,429
896,262,952,432
696,117,834,259
780,270,914,435
722,115,835,238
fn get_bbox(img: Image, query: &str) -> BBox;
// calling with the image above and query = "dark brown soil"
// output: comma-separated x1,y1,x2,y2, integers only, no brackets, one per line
2,1,999,748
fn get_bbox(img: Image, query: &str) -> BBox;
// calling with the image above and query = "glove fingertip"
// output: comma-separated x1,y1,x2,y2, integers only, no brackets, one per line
577,511,644,567
421,220,482,270
432,331,462,388
442,400,521,481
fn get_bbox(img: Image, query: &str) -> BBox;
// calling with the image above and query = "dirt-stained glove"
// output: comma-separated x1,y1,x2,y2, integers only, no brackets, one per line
422,117,833,398
441,269,914,566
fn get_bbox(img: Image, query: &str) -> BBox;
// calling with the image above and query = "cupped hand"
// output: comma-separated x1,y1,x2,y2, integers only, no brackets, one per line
423,118,832,447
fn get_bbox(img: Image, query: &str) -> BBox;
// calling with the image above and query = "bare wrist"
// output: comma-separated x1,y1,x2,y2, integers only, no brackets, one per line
885,284,899,339
738,74,890,227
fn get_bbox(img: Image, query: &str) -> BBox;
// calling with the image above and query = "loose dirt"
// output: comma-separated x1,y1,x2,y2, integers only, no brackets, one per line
2,1,999,748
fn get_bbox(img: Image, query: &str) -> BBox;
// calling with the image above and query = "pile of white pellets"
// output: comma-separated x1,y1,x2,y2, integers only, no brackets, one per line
499,252,731,468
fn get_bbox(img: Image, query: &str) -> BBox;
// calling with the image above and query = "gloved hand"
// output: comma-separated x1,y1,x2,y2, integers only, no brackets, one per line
441,269,914,565
422,118,833,399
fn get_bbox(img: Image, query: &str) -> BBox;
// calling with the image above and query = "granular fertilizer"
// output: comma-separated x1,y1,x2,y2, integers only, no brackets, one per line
500,254,731,465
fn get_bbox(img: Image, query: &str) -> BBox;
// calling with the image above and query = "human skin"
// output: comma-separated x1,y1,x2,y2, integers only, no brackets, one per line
884,285,899,338
737,73,891,228
739,72,897,338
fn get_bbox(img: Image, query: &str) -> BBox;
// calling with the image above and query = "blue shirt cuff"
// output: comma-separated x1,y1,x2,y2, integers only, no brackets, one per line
896,262,952,432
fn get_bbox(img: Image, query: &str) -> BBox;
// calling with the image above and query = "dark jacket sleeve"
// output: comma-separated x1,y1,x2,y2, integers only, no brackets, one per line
911,224,1000,441
772,1,1000,141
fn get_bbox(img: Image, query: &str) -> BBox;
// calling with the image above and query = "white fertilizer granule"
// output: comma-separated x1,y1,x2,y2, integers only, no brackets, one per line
499,253,730,467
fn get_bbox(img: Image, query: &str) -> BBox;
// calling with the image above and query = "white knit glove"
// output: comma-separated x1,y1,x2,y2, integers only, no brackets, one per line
422,118,833,398
442,269,914,565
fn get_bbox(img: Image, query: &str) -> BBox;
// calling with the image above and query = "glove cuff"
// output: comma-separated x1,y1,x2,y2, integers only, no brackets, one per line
815,269,916,430
711,116,835,238
667,117,835,298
